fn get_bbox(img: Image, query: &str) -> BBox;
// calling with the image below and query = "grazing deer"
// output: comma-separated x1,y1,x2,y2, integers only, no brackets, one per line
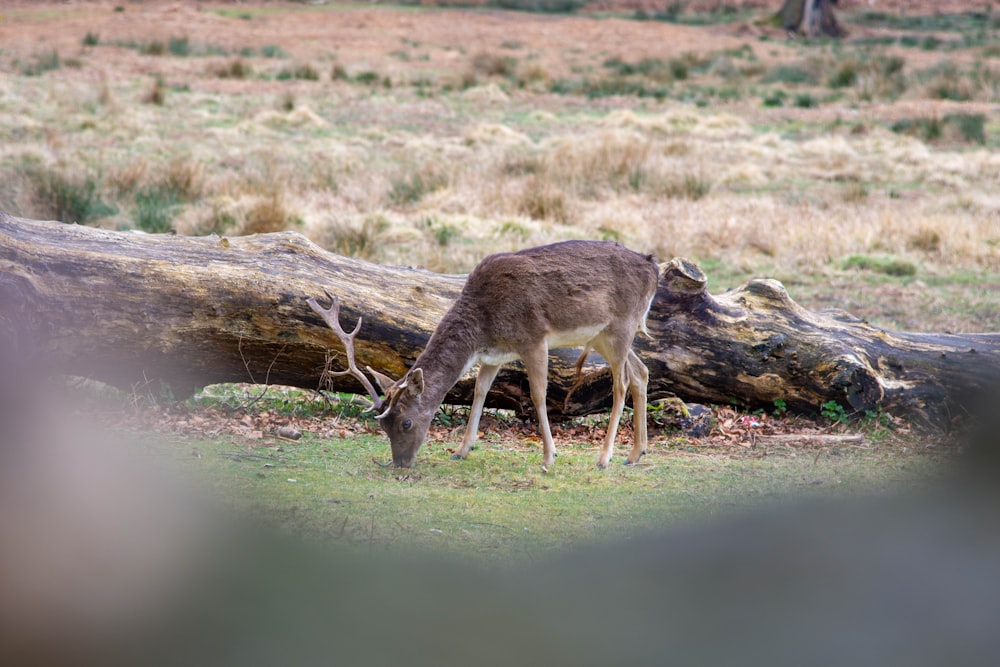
308,240,659,470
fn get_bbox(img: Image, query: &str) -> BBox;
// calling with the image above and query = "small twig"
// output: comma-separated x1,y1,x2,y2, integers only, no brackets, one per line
237,335,255,385
239,342,288,411
129,371,156,413
218,450,283,462
757,434,865,446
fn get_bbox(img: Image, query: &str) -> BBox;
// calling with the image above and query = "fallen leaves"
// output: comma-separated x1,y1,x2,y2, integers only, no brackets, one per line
95,386,936,462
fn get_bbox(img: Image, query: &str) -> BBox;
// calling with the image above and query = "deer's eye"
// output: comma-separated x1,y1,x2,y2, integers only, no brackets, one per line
402,419,413,431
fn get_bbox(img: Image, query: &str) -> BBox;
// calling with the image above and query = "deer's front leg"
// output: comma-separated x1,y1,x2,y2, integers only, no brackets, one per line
521,345,557,470
452,364,501,461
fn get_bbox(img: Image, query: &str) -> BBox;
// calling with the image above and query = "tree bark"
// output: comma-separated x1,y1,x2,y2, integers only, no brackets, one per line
778,0,846,38
2,213,997,432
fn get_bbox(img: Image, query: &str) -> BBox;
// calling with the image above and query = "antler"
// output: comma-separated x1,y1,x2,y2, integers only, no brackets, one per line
306,291,384,413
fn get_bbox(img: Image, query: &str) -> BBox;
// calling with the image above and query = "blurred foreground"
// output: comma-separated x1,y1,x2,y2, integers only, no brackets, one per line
2,336,999,666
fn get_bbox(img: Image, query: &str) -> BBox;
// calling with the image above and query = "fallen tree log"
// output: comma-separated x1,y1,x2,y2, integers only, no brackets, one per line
2,213,998,432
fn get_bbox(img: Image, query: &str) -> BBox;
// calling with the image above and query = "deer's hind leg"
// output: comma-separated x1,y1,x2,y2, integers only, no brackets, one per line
624,349,649,465
592,337,630,470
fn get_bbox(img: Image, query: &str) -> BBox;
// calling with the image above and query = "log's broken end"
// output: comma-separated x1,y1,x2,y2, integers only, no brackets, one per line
660,258,707,295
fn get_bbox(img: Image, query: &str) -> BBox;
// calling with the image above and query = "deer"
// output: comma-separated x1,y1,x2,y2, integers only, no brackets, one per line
307,240,660,471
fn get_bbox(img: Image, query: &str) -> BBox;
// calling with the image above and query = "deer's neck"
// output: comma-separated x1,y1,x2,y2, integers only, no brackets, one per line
411,307,480,407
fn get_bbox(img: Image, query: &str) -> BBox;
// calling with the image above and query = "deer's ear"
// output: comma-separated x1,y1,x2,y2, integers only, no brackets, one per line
405,368,425,397
367,366,397,394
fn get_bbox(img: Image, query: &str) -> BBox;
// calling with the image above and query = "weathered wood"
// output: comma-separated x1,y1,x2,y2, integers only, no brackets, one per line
636,259,1000,431
2,213,998,431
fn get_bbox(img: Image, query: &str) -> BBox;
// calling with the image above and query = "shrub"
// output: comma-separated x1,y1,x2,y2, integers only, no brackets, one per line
841,181,869,203
197,206,239,236
486,0,585,14
762,89,786,107
828,59,859,88
133,186,178,233
946,113,986,144
388,168,447,207
83,32,100,47
353,70,381,85
331,62,349,81
259,45,287,58
168,36,190,56
647,1,685,22
921,35,944,51
129,160,201,233
518,175,570,222
604,55,691,83
820,400,848,424
908,229,941,253
143,75,166,105
922,61,974,101
243,192,297,234
659,174,712,200
215,59,252,79
322,215,389,260
421,217,461,247
159,159,202,201
141,40,166,56
21,163,115,225
794,93,817,108
276,63,319,81
842,254,917,277
893,113,986,144
21,50,61,76
472,51,518,78
890,116,942,142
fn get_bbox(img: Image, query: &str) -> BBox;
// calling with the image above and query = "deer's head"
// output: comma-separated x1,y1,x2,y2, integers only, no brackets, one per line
307,293,434,468
369,367,432,468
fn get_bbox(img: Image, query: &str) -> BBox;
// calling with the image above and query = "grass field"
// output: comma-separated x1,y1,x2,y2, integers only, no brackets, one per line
169,432,939,562
0,1,994,559
105,380,941,563
1,2,997,331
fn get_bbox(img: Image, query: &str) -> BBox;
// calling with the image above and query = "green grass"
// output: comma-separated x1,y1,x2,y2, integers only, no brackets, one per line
20,162,116,224
762,64,817,86
634,3,754,26
163,426,937,563
387,168,448,206
132,185,181,233
849,11,1000,33
486,0,586,15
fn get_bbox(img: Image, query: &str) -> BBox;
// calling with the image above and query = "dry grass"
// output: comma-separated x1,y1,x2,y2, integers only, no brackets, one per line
0,2,997,331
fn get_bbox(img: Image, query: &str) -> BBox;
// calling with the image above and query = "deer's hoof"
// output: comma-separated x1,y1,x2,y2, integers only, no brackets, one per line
449,453,464,461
